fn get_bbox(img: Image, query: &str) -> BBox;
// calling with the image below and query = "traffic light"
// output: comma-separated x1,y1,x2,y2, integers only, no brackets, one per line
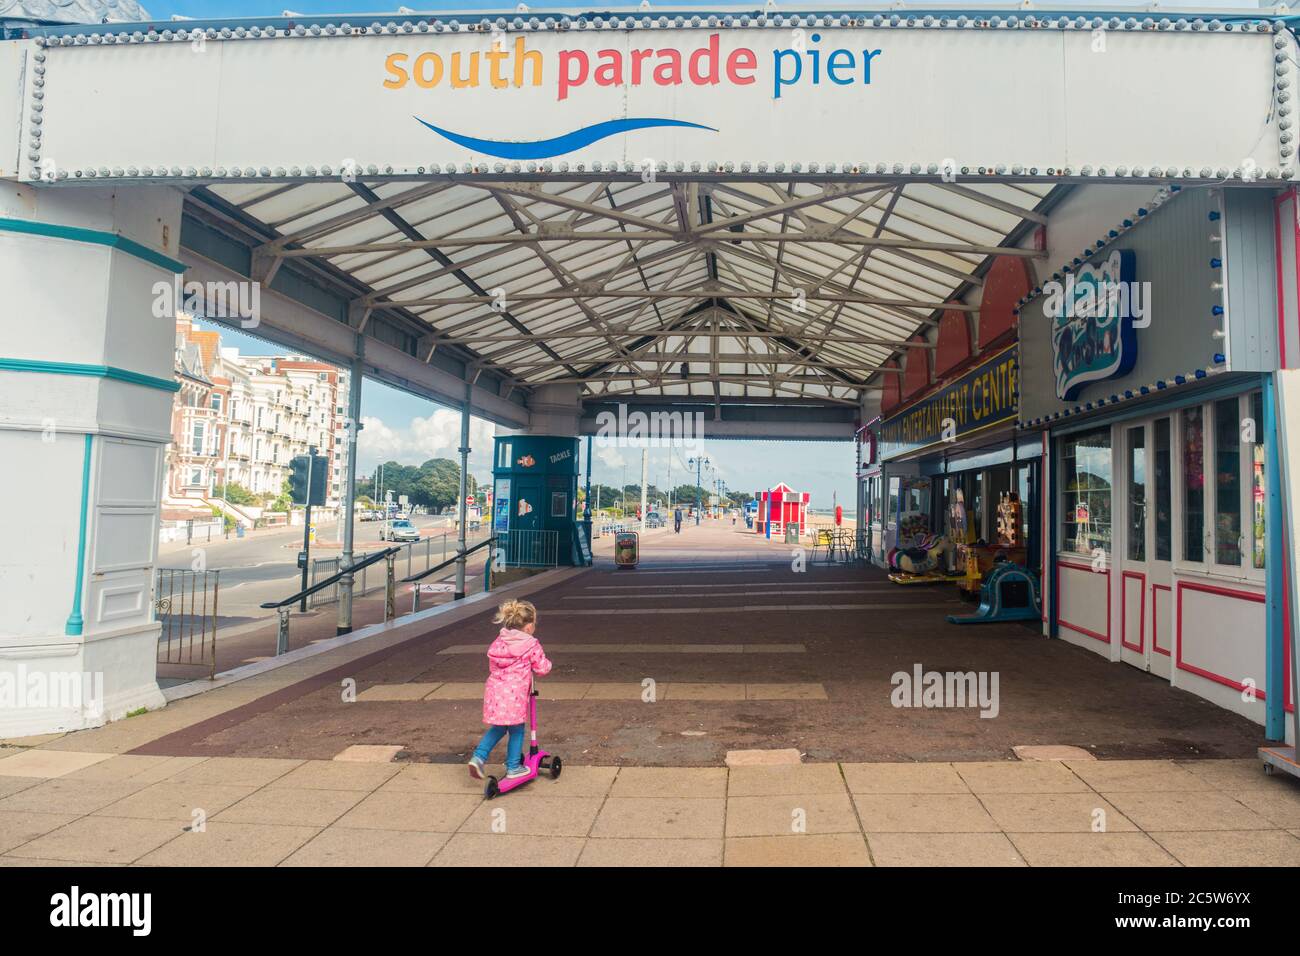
289,455,328,506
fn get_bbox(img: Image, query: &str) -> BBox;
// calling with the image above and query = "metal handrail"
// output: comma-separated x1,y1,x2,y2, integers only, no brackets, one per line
260,546,402,609
401,535,497,583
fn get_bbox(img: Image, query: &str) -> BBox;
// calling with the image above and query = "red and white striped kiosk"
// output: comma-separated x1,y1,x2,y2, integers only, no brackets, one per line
755,482,810,539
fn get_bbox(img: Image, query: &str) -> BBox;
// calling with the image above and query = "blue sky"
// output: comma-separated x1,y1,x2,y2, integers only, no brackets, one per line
202,321,856,508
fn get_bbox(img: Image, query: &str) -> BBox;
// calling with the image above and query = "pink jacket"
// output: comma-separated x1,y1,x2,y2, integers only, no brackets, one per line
482,627,552,726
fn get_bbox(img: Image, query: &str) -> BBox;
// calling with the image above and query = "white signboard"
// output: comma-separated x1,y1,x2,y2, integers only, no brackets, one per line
15,21,1295,183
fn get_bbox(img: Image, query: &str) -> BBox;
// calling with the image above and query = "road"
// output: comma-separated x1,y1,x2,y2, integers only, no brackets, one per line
157,514,483,624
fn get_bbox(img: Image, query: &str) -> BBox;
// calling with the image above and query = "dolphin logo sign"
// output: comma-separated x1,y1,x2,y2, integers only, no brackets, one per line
414,117,718,160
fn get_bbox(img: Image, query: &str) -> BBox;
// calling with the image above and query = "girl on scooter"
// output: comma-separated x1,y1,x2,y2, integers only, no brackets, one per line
468,599,553,781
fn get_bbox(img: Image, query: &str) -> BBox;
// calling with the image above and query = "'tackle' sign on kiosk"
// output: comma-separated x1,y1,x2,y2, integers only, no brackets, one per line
879,346,1019,460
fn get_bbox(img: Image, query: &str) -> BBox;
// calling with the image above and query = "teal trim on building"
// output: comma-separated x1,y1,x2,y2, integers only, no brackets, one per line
65,434,93,637
0,358,181,393
1264,374,1286,740
0,216,187,274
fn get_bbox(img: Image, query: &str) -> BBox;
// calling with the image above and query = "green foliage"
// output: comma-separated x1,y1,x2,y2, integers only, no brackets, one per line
365,459,476,512
219,482,259,506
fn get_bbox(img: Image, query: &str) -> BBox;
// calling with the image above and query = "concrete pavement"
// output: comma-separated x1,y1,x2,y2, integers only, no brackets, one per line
2,520,1296,866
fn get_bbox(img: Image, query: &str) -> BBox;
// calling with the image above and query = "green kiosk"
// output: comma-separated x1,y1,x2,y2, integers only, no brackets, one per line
491,435,587,567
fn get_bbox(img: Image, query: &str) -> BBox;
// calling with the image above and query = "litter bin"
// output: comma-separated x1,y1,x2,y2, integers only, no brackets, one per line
784,524,800,544
614,531,639,569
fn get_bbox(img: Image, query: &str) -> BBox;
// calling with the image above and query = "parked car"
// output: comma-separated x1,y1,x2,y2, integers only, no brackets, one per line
382,518,420,542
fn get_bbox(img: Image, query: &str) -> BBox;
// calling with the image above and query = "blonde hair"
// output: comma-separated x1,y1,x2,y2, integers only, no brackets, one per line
493,599,537,630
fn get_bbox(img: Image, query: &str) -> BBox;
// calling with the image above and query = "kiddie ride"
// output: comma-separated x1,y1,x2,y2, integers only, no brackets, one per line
947,561,1042,626
484,681,562,799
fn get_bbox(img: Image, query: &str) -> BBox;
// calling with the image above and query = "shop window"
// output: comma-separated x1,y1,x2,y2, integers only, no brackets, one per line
1126,426,1146,562
1250,391,1266,570
1213,397,1242,566
987,468,1011,542
887,477,899,527
1154,418,1172,562
1183,407,1205,563
1060,428,1112,556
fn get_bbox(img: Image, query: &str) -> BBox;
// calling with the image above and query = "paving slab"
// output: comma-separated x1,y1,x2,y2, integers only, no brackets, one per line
867,832,1026,867
578,837,723,867
334,744,405,763
841,762,970,794
380,763,491,795
954,760,1090,794
0,778,151,816
425,683,484,700
136,821,319,867
165,756,305,787
5,816,186,864
1007,831,1181,867
727,763,845,796
610,767,728,799
978,792,1138,833
0,776,42,799
725,749,803,768
745,683,828,700
1149,829,1300,867
460,796,603,837
270,760,402,791
1064,759,1214,792
357,683,444,701
584,683,657,700
333,791,481,832
58,754,192,783
0,750,114,779
1102,791,1274,831
1013,745,1095,762
851,793,999,833
0,810,81,854
725,793,860,837
214,787,369,827
724,834,872,867
1225,787,1300,829
280,827,451,867
590,797,726,840
430,832,586,866
94,782,259,822
664,683,746,701
1175,758,1286,791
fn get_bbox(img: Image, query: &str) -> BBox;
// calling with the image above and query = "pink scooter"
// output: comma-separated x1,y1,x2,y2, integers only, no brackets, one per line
484,682,562,798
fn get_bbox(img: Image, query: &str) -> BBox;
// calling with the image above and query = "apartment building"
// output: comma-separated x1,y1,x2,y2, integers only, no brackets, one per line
166,318,351,514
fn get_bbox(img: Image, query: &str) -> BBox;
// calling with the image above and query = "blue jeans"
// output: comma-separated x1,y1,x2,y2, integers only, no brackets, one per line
473,723,526,771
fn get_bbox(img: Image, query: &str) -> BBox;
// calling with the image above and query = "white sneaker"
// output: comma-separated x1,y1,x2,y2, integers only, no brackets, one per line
467,756,486,780
506,765,531,779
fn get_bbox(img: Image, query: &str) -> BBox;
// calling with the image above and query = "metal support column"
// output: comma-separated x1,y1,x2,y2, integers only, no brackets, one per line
455,380,471,600
338,337,364,635
1265,373,1287,740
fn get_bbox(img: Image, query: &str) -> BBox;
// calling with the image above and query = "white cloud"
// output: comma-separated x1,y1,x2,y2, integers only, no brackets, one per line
357,411,496,475
596,445,627,470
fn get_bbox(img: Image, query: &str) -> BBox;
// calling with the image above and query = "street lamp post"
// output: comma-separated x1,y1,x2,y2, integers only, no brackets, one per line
688,455,710,526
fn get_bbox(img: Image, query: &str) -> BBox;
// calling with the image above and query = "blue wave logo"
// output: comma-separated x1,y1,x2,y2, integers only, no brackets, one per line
414,117,717,160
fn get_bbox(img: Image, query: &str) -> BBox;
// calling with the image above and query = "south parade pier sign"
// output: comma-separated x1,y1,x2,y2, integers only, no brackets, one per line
880,345,1019,460
11,18,1293,183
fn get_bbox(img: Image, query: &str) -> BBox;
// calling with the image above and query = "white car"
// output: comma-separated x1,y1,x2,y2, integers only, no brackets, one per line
382,518,420,542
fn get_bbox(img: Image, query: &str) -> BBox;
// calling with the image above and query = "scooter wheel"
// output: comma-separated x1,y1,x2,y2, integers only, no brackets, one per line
485,776,500,799
549,756,562,780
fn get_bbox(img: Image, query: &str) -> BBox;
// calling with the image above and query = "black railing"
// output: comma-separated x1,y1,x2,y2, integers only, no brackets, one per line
261,546,401,654
402,535,497,612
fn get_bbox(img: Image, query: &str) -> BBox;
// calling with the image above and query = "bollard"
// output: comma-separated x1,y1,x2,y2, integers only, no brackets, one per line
275,606,291,655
